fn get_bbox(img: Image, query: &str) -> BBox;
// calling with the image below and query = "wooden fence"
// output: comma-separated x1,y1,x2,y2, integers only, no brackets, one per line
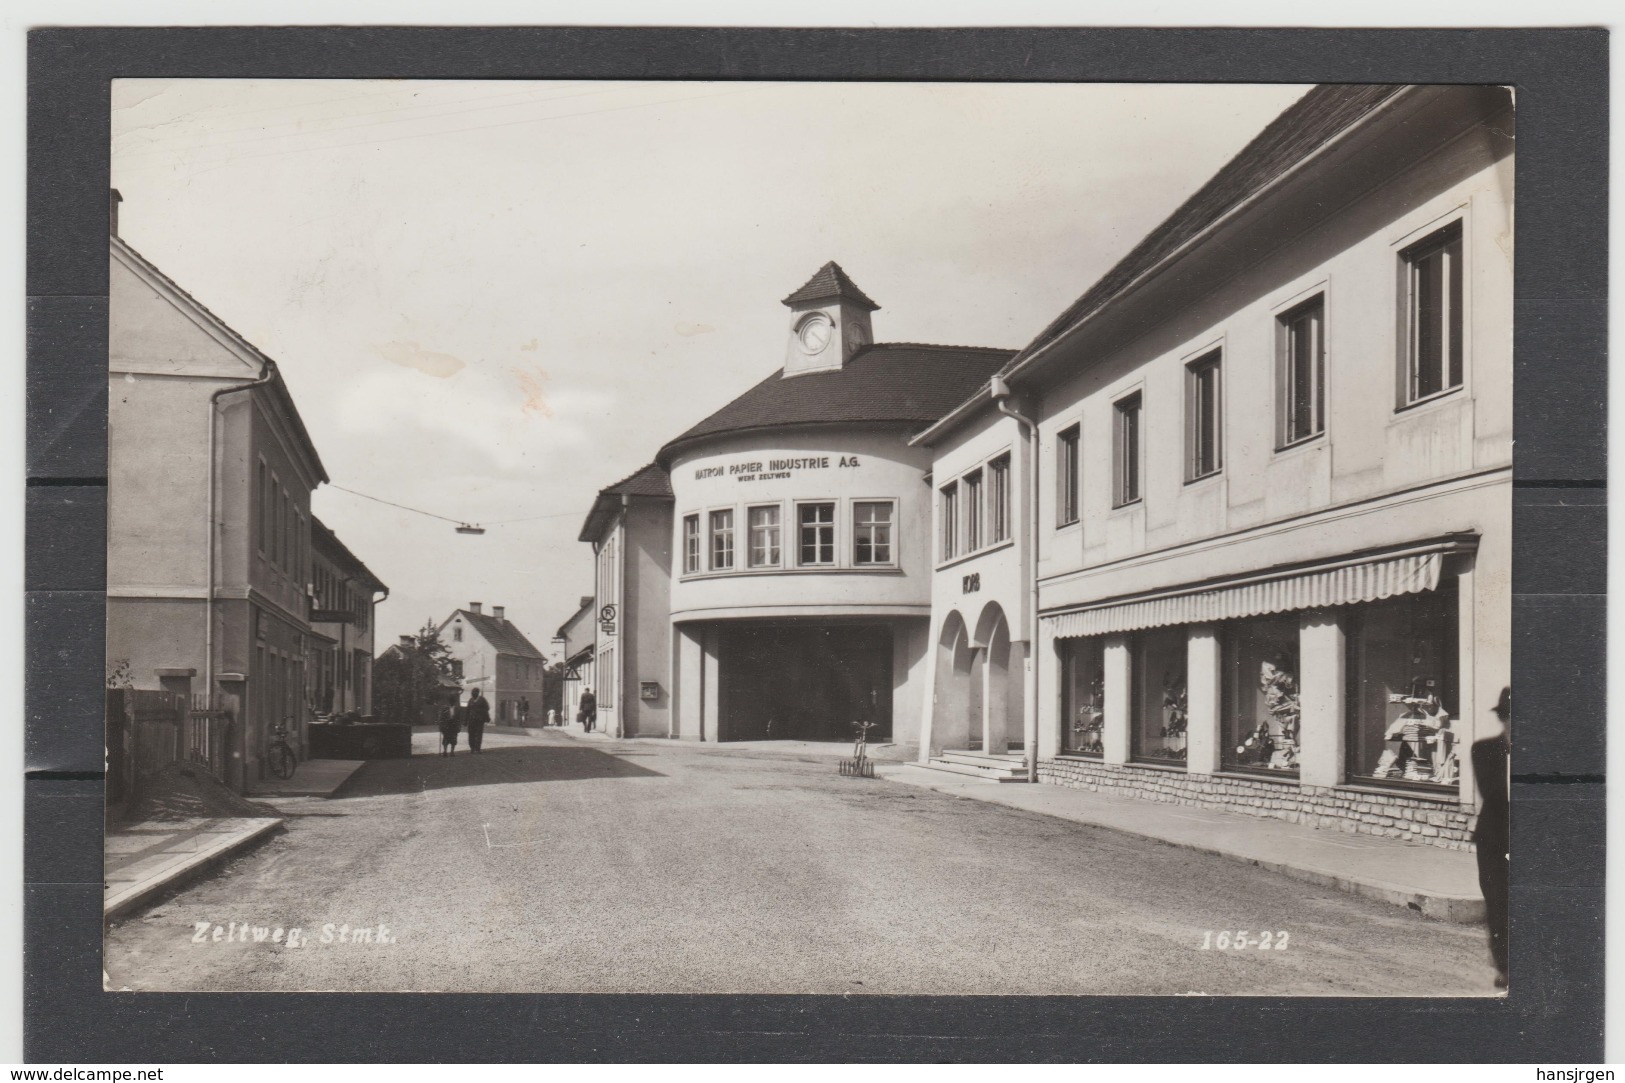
107,689,236,808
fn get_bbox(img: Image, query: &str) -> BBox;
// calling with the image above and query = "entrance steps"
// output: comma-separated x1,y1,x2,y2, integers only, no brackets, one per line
919,749,1030,783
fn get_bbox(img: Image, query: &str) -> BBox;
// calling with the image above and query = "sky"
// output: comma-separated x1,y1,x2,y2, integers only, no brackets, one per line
110,79,1310,653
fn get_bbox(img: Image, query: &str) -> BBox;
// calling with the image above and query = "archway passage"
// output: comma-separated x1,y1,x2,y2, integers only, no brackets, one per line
715,622,893,742
973,602,1022,756
932,610,979,754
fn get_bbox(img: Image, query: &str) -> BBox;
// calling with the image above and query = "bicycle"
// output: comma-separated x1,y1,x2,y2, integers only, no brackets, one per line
840,720,877,778
267,718,298,780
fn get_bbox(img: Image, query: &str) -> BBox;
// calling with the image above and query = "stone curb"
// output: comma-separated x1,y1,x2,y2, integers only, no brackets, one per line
876,766,1485,925
104,818,284,922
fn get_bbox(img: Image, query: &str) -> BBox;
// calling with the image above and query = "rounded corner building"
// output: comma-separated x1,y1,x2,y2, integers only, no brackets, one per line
650,262,1015,756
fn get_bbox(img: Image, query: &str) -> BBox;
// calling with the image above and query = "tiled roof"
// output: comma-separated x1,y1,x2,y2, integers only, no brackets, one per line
1005,84,1405,371
657,343,1016,464
601,462,674,500
449,609,547,661
781,261,880,312
310,516,387,592
579,462,674,542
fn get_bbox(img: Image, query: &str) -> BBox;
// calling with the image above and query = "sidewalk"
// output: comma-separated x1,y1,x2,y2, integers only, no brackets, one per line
247,757,366,798
877,764,1486,924
104,817,282,920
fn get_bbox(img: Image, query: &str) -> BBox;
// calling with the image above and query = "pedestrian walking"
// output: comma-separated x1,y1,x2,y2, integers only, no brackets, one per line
437,701,461,756
579,688,597,733
547,708,558,728
1473,686,1511,990
465,687,491,753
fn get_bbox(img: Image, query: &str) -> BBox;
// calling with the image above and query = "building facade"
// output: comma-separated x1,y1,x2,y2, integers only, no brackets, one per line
439,604,548,724
653,264,1015,755
554,596,596,725
309,517,388,717
918,84,1514,848
108,227,336,789
580,466,674,739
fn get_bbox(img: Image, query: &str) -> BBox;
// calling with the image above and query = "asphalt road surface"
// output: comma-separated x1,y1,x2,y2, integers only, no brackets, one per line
104,730,1497,995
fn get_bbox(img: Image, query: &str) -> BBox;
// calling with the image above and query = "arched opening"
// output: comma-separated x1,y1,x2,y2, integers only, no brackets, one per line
931,610,978,754
974,602,1022,755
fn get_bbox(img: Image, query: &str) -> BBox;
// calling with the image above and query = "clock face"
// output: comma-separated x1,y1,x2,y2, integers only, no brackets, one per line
797,314,833,354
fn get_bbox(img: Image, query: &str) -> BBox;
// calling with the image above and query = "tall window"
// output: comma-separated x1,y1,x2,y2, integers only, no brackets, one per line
940,482,960,561
798,502,835,565
1060,637,1105,757
709,509,735,571
256,462,269,553
1057,424,1080,525
963,469,984,551
682,514,700,574
1131,626,1187,766
1278,296,1325,446
1186,350,1222,480
989,454,1011,543
853,501,894,565
453,624,463,642
1402,220,1464,404
747,505,781,567
1113,393,1142,506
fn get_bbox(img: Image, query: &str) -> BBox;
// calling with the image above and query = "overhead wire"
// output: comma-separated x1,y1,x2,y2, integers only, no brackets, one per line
326,483,582,528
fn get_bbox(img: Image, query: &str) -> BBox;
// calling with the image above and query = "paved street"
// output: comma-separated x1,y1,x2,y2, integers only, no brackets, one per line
104,730,1498,995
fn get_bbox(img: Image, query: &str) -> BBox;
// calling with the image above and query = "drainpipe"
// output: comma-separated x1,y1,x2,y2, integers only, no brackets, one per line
206,360,277,702
990,375,1040,783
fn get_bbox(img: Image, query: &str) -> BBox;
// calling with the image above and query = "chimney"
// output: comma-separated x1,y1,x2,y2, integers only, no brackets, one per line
109,189,122,236
398,634,413,647
493,606,505,620
470,602,482,615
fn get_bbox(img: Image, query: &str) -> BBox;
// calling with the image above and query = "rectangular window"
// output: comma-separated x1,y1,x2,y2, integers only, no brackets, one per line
1278,296,1325,446
599,648,614,708
682,514,700,574
797,502,835,566
1346,579,1460,791
940,483,959,561
747,505,782,568
1187,351,1222,480
1060,637,1105,757
1113,394,1142,507
256,462,268,553
853,501,894,566
989,454,1011,544
1220,615,1301,776
709,509,735,571
963,470,984,551
1057,424,1080,525
1402,221,1464,404
1131,626,1187,766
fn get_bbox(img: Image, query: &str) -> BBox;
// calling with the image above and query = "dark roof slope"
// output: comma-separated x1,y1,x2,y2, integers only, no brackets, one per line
1006,84,1405,371
781,261,879,311
601,461,674,500
450,609,546,660
657,343,1016,465
311,516,387,592
578,462,674,542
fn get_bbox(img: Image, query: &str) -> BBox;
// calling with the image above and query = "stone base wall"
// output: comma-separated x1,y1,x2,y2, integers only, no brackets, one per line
1038,757,1476,851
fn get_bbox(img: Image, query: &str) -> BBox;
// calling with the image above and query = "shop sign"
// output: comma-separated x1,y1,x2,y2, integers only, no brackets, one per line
962,572,981,594
692,455,864,484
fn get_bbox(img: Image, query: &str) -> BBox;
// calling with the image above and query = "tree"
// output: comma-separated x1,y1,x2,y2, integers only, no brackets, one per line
372,620,459,725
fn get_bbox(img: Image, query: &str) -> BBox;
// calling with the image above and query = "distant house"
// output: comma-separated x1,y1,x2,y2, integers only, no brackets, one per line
554,595,596,725
309,517,389,716
438,603,548,724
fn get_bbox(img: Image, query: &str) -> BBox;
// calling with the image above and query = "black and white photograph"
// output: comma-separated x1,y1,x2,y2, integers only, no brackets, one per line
99,77,1514,998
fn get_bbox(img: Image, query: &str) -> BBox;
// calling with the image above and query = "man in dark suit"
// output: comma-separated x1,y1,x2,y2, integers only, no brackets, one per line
1472,686,1511,990
465,687,491,753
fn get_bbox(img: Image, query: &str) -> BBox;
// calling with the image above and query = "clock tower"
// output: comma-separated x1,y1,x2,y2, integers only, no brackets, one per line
781,261,879,377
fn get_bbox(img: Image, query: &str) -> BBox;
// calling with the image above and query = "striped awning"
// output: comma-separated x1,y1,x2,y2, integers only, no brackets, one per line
1046,537,1474,639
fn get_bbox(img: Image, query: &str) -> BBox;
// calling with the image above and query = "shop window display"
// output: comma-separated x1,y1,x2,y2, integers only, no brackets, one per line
1059,637,1105,756
1220,615,1300,775
1132,627,1187,765
1347,582,1459,791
